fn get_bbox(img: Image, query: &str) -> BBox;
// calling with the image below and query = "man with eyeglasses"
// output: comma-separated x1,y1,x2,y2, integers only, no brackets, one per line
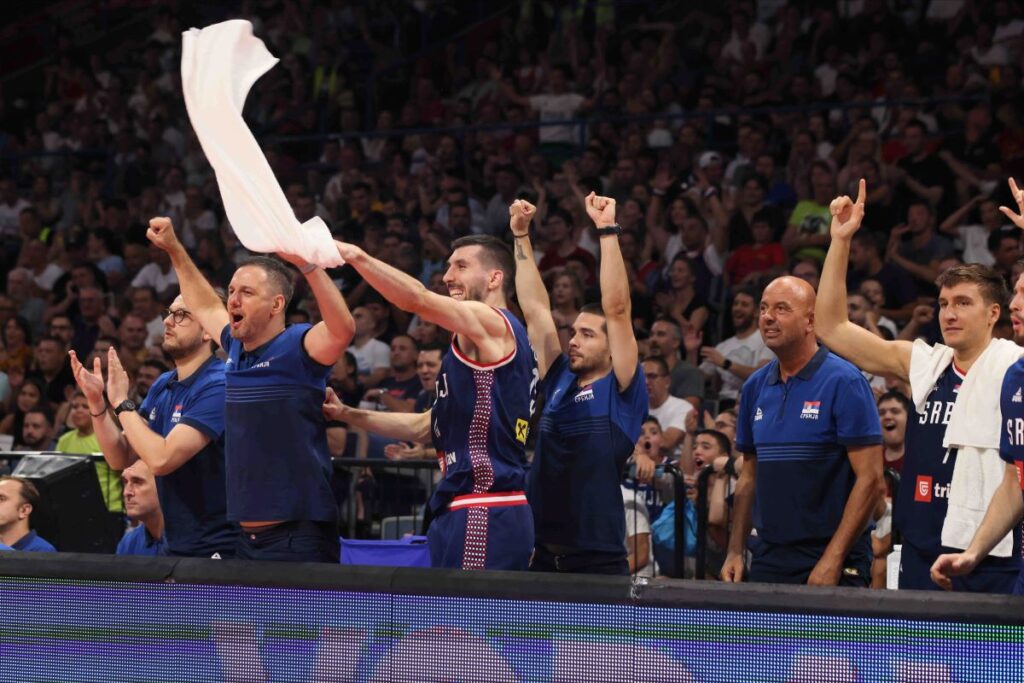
69,295,237,559
643,356,694,463
48,315,74,347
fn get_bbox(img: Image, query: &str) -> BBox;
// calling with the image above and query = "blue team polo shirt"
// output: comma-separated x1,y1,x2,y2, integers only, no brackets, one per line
220,323,336,523
736,345,882,546
116,524,168,556
139,355,237,556
12,530,56,552
528,356,647,554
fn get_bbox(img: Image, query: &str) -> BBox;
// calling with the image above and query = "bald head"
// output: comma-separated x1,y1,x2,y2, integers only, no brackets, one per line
759,276,817,355
764,276,817,314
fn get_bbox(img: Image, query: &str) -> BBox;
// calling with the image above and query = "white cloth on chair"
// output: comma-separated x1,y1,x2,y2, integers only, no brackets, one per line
180,20,343,268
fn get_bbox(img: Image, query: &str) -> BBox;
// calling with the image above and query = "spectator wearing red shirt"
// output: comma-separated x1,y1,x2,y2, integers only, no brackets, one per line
725,209,786,288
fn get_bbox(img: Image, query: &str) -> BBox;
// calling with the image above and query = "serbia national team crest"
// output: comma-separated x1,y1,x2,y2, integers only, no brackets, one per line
800,400,820,420
171,404,183,423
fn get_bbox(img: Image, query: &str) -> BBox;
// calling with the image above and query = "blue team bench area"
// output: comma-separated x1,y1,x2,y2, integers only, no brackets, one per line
1,551,1022,683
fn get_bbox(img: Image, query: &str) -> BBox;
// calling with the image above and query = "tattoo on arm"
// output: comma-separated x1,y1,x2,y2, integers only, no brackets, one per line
514,239,527,261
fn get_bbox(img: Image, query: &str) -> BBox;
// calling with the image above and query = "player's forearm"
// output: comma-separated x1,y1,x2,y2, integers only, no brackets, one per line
168,245,225,335
305,268,354,346
344,407,430,443
964,465,1024,562
816,235,853,335
91,412,134,470
598,232,630,319
512,235,553,323
340,244,429,315
821,465,885,568
119,412,180,476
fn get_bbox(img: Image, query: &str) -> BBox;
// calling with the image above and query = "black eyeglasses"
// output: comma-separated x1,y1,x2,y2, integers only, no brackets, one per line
163,308,193,325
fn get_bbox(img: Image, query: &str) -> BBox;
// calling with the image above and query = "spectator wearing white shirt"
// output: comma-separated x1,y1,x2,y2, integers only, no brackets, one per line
0,179,31,240
643,357,693,461
697,289,774,402
623,484,656,577
494,65,594,159
347,306,391,389
131,244,178,300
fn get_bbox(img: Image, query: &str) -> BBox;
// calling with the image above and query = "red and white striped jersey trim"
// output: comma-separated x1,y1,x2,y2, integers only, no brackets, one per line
449,491,527,511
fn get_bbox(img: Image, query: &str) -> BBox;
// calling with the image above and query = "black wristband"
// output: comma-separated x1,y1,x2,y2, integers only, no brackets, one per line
595,223,622,237
89,399,108,418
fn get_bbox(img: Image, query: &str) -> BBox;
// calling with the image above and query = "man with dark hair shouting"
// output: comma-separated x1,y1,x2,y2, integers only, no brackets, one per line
147,217,355,563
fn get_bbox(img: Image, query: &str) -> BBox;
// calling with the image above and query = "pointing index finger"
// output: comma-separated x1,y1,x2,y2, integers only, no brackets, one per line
856,178,866,206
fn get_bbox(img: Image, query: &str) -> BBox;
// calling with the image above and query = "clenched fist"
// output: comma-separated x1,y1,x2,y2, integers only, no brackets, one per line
147,217,183,255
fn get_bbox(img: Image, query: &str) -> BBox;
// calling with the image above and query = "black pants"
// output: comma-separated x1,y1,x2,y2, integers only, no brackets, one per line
530,545,629,576
748,534,872,587
236,521,339,563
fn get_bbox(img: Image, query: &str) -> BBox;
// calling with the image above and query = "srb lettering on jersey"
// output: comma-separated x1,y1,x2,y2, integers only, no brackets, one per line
436,372,449,399
1006,417,1024,447
918,400,955,426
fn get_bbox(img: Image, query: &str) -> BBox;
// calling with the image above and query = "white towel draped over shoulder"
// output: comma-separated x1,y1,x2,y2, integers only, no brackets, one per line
910,338,1022,556
180,20,344,268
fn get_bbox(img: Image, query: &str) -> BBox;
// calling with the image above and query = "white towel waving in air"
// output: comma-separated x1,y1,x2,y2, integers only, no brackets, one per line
180,20,343,268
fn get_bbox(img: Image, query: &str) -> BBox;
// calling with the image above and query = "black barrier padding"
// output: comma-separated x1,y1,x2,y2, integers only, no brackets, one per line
640,579,1024,626
2,552,1023,626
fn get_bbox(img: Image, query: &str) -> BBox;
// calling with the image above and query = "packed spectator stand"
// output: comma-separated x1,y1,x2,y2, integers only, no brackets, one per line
0,0,1022,582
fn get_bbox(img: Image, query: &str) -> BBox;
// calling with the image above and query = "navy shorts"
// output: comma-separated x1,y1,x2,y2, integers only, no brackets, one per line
427,495,533,570
236,520,340,563
899,542,1019,593
749,534,872,587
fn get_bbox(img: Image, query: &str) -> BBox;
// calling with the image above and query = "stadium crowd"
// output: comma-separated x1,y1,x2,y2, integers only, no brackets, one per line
1,0,1024,589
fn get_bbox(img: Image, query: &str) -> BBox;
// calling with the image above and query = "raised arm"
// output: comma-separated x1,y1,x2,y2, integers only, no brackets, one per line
509,200,560,379
70,351,135,470
323,388,431,443
147,217,230,345
587,193,638,390
815,180,912,380
278,255,355,366
335,242,511,364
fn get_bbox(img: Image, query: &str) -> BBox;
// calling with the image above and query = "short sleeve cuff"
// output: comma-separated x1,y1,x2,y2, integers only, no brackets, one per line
179,417,221,440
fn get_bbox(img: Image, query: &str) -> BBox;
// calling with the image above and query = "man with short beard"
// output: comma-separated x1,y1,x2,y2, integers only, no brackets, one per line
13,407,56,451
69,295,237,558
696,287,774,402
512,194,646,575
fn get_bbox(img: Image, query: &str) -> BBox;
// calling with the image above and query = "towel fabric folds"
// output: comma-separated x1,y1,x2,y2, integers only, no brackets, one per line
908,338,1021,556
180,20,343,268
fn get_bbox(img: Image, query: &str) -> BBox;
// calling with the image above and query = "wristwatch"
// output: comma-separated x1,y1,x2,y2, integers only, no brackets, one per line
595,223,622,237
722,358,733,370
113,399,138,417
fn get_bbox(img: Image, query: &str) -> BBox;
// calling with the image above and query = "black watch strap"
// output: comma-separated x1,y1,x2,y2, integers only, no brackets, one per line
595,223,622,236
113,399,137,417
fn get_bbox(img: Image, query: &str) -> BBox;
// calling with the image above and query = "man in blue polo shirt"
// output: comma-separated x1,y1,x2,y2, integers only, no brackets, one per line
147,216,355,563
70,295,236,558
722,276,885,586
116,460,167,557
0,477,56,552
509,194,646,575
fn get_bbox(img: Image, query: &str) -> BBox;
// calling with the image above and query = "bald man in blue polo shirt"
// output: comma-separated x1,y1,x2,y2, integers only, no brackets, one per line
722,276,885,586
147,217,355,563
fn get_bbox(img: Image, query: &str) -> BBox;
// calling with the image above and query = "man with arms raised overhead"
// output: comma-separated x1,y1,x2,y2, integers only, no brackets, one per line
147,217,355,563
816,180,1021,592
512,194,646,575
324,230,537,570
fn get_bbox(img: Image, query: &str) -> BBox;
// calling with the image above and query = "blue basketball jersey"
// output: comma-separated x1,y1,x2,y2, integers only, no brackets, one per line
895,363,962,552
998,360,1024,556
429,309,538,514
